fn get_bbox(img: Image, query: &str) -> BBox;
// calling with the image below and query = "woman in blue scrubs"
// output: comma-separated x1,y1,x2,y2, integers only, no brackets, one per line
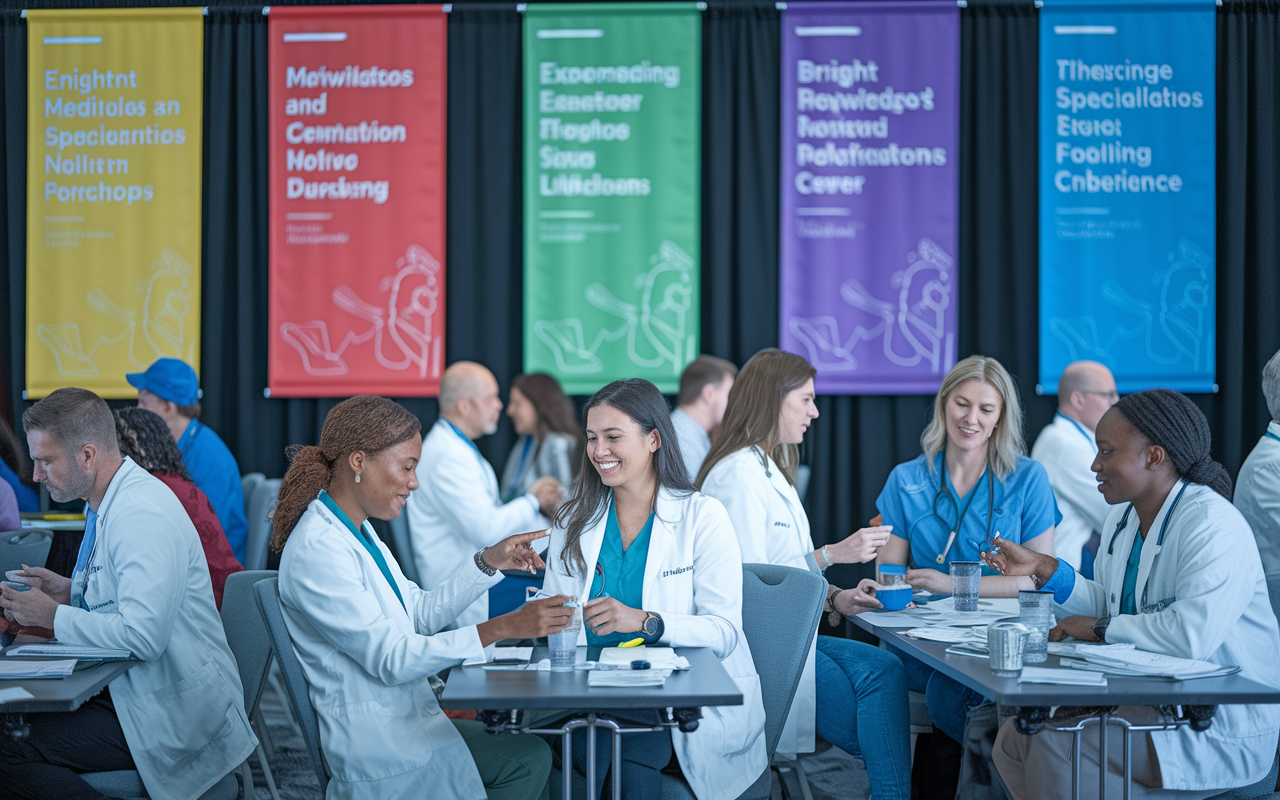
876,355,1060,745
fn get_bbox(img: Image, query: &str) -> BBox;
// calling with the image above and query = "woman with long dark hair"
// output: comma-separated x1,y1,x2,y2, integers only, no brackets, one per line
500,372,581,502
541,379,766,800
988,389,1280,799
114,407,242,608
272,395,573,800
698,349,909,800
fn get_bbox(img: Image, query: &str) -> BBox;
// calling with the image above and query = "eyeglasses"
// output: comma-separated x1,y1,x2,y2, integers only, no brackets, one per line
1081,390,1119,402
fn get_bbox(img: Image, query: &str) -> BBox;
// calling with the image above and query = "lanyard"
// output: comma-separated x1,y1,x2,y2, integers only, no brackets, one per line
503,437,536,504
1266,431,1280,444
319,491,406,612
445,420,489,470
1057,412,1097,453
1107,481,1189,555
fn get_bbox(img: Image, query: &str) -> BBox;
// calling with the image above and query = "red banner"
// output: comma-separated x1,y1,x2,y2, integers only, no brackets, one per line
268,5,446,397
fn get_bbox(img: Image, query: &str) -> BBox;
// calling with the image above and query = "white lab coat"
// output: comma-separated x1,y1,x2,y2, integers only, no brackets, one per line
54,458,256,800
1235,422,1280,575
1031,413,1110,569
700,446,817,759
279,498,504,800
541,488,768,800
1056,480,1280,792
408,419,547,626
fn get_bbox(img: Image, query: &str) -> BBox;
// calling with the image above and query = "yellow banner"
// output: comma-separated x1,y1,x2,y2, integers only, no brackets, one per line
26,9,203,399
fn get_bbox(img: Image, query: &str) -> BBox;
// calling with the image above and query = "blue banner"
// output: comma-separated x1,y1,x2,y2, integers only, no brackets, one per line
1038,0,1215,394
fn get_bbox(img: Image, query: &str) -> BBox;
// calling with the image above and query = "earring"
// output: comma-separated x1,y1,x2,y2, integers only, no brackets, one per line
355,474,361,484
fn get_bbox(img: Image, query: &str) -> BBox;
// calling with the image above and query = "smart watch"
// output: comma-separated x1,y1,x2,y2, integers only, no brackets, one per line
642,611,664,641
1092,615,1111,643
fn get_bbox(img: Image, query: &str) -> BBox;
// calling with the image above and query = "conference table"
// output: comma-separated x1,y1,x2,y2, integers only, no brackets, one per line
848,598,1280,800
442,645,742,800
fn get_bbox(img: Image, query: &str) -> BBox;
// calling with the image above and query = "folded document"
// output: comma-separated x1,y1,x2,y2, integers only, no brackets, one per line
6,643,131,660
0,659,77,679
1018,666,1108,687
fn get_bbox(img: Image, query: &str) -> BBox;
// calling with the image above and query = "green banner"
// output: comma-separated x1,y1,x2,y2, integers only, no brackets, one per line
523,3,701,395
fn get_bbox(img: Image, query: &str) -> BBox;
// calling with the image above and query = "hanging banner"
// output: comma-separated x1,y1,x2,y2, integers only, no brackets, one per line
523,3,701,395
26,9,203,399
779,2,959,395
268,6,447,398
1039,0,1215,394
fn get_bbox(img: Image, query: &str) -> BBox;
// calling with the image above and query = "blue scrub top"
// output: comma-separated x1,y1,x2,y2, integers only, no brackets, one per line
0,459,38,512
876,452,1061,575
178,419,249,563
586,503,654,647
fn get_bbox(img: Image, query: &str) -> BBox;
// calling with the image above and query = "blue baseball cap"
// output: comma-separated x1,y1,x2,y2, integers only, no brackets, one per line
126,358,201,406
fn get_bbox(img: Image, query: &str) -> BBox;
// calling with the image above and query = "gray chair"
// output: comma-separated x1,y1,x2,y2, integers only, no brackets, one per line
0,530,52,577
661,563,827,800
255,576,330,792
220,570,283,800
241,473,266,523
243,478,281,571
388,511,419,584
82,770,241,800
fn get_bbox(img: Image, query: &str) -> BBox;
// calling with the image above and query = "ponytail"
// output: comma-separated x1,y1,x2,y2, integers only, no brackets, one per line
269,396,421,553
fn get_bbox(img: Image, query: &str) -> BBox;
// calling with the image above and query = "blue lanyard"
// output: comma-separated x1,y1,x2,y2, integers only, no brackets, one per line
1266,431,1280,444
1057,412,1097,453
1107,481,1188,555
319,491,406,612
445,420,488,468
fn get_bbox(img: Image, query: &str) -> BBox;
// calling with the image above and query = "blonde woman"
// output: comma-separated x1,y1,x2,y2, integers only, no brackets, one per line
876,355,1059,746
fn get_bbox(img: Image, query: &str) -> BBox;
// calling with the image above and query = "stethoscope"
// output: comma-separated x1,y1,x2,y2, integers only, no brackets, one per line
1106,481,1188,556
923,462,997,564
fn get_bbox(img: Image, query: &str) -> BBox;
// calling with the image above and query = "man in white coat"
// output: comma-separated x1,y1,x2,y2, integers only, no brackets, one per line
0,388,256,800
408,361,563,626
1031,360,1118,573
1236,348,1280,574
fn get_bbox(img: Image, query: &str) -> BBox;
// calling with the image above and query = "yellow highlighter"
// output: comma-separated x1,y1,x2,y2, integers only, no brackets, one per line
619,639,646,648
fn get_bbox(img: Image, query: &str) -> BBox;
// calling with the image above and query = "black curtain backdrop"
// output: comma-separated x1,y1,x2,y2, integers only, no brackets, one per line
0,0,1277,572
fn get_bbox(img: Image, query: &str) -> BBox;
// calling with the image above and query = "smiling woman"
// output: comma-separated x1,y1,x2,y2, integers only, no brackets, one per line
541,379,767,800
271,395,572,800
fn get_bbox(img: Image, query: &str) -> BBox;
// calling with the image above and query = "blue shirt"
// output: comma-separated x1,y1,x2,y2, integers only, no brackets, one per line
178,419,248,563
1120,529,1143,615
876,452,1062,575
0,459,38,513
587,503,654,646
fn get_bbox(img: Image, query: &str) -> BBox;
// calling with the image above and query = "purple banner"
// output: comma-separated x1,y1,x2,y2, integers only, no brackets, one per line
779,2,959,394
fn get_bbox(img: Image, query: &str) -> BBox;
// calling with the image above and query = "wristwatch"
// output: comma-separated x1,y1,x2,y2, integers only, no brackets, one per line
1092,615,1111,643
474,548,497,577
641,611,664,641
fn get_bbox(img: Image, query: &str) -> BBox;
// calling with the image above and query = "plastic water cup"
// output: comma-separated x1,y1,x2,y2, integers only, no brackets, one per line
949,561,981,612
988,619,1028,677
548,605,582,672
1018,590,1054,664
878,585,912,611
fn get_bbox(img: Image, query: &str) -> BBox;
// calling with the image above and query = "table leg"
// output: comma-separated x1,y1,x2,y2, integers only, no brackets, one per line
586,713,597,800
1072,728,1081,800
562,728,573,800
1122,726,1132,800
1098,711,1109,800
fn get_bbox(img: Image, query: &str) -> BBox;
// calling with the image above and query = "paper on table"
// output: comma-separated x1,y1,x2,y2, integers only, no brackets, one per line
1018,666,1107,686
6,643,131,660
598,647,690,671
0,687,35,703
905,627,985,644
587,669,671,688
0,659,77,679
463,646,535,667
1069,646,1235,679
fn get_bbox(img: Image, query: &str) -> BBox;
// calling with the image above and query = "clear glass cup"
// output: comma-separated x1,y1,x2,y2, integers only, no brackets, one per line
877,564,912,610
1018,589,1054,664
949,561,981,611
548,603,582,672
987,618,1028,676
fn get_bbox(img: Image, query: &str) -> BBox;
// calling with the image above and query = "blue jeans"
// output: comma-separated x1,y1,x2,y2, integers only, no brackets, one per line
815,635,912,800
888,643,988,744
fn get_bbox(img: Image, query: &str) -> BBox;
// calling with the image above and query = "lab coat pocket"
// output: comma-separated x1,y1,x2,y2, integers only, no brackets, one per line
721,674,765,755
324,698,435,781
143,663,235,763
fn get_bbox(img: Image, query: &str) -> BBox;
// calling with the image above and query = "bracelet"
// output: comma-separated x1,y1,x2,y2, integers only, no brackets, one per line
474,548,497,577
822,545,832,570
816,547,828,572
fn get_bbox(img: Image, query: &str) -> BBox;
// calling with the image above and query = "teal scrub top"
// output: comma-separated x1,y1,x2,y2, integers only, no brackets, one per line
876,452,1062,576
587,503,654,646
1120,530,1144,616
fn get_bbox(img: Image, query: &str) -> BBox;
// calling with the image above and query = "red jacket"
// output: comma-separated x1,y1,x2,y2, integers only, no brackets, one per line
154,472,244,609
